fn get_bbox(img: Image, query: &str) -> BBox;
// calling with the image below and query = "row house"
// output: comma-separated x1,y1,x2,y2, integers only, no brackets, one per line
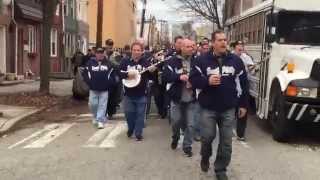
52,0,89,78
9,0,43,78
0,0,89,81
225,0,266,20
0,0,12,75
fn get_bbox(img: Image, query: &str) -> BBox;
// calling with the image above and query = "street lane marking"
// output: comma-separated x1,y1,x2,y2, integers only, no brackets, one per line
99,122,127,148
8,124,60,149
83,125,115,148
177,134,184,149
23,123,75,149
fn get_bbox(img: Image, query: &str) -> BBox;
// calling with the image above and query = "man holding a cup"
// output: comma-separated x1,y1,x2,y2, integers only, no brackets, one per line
190,30,249,180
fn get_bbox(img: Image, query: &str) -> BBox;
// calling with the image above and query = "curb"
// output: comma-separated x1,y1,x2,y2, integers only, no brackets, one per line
0,107,45,135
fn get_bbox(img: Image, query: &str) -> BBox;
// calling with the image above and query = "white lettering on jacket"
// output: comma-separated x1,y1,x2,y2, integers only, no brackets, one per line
91,65,109,72
206,66,235,76
127,65,143,72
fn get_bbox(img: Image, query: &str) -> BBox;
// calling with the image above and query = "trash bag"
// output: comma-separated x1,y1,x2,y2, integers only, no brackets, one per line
72,68,89,100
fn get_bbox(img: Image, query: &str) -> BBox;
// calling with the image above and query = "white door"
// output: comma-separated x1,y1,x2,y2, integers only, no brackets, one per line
0,26,6,73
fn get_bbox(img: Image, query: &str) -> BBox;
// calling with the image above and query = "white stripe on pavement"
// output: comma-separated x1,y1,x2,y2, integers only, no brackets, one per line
83,125,115,148
99,122,127,148
8,124,60,149
23,123,75,149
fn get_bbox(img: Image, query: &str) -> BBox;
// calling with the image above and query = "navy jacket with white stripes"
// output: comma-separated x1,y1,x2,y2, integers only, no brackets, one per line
189,51,249,112
82,57,116,91
119,56,153,97
162,54,197,103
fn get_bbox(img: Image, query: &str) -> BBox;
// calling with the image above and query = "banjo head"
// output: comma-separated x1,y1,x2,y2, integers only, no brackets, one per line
122,69,141,88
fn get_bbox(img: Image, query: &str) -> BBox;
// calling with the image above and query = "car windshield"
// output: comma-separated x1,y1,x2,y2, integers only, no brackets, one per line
278,11,320,45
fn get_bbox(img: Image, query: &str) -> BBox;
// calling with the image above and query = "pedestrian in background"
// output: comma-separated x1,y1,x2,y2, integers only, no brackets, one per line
82,47,116,129
231,40,255,141
105,39,122,118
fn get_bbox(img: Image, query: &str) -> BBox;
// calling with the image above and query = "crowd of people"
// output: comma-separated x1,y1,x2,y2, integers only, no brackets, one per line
75,30,255,180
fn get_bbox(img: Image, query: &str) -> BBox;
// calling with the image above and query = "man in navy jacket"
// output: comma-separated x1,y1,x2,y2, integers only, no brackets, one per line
163,39,197,157
82,47,116,129
189,30,248,180
119,42,156,141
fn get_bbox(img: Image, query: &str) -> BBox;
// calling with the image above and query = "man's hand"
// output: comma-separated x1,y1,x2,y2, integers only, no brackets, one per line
208,74,221,86
238,108,247,118
148,65,157,73
180,74,189,82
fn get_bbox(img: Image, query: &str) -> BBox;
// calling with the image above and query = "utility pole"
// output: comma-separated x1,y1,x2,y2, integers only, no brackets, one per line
96,0,104,47
140,0,147,38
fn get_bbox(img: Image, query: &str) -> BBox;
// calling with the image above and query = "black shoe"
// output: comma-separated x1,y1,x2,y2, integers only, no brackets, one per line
127,130,133,138
216,173,228,180
200,157,210,172
136,135,143,141
183,148,193,157
194,135,201,142
171,140,178,150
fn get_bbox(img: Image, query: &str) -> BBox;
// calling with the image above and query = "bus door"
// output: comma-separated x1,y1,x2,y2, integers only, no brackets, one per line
257,11,273,119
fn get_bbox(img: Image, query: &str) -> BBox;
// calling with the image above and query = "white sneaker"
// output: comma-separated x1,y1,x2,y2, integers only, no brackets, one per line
97,122,105,129
92,119,98,126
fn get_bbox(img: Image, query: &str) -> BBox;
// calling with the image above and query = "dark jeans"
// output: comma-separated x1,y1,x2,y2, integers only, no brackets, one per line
152,83,167,117
171,101,195,149
200,108,235,173
236,110,247,138
107,83,123,117
123,96,147,137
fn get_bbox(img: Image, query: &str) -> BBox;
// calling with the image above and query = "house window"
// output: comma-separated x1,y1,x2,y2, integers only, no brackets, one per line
64,0,68,16
28,26,36,53
50,29,58,57
70,0,75,18
56,4,60,16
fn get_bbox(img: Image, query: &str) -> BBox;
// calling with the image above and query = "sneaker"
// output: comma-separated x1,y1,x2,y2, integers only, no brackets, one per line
127,130,133,138
200,157,210,172
92,119,98,126
237,136,246,142
171,140,178,150
183,148,193,157
194,135,201,142
216,173,228,180
136,135,143,141
97,122,105,129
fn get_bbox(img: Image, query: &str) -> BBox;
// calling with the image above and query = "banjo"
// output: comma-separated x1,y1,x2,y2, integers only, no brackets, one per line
122,51,170,88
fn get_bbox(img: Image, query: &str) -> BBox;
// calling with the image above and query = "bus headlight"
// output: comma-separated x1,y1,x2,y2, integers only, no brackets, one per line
297,87,318,98
286,86,318,98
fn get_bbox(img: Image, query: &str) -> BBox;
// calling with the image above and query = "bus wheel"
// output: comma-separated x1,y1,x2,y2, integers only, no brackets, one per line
269,85,293,142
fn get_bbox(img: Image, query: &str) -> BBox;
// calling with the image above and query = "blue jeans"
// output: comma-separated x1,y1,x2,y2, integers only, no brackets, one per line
193,102,201,137
200,108,235,173
124,96,147,137
170,101,195,150
89,90,109,123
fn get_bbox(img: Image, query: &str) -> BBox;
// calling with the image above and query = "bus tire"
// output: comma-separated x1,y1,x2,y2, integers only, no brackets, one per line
269,81,293,142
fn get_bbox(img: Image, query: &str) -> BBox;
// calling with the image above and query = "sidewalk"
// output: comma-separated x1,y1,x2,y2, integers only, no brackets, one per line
0,80,73,96
0,80,73,135
0,105,42,135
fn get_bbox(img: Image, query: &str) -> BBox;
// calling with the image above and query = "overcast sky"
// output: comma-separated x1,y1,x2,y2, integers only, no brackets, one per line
137,0,192,23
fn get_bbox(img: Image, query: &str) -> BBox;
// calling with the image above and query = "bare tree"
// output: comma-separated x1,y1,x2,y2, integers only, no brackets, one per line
177,0,223,29
40,0,59,94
